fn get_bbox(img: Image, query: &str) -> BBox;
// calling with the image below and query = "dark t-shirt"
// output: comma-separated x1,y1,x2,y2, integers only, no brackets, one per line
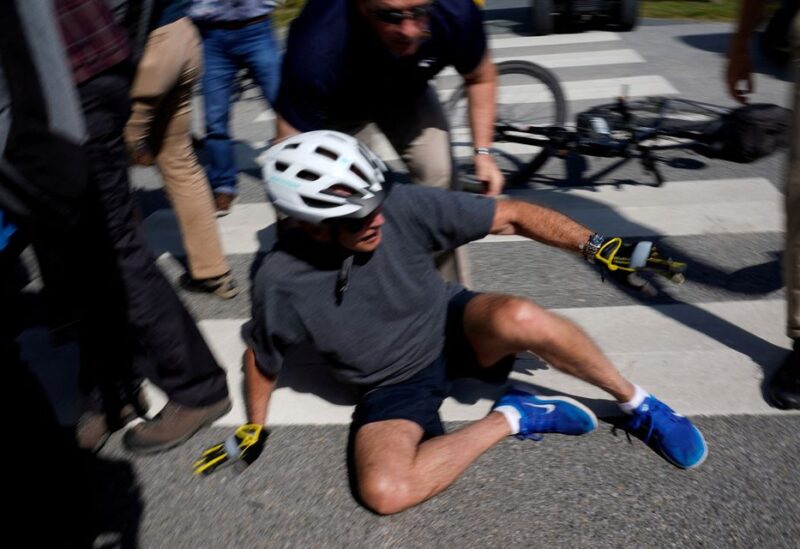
275,0,487,131
242,185,496,387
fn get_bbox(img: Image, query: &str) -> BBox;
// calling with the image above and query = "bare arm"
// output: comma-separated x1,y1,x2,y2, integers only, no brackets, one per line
726,0,767,103
463,53,504,196
490,199,593,253
244,347,278,425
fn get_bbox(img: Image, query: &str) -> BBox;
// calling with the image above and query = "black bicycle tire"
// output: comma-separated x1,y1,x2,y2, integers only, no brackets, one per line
614,0,639,32
445,60,567,189
530,0,554,36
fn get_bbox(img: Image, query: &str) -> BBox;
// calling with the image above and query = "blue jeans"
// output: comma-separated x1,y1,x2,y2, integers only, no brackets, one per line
199,19,281,195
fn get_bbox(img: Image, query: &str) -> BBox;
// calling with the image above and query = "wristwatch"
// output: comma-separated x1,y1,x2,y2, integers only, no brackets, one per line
474,147,492,156
581,233,605,261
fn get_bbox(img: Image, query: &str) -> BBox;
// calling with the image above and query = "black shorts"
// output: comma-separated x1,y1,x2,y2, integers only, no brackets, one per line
351,290,514,438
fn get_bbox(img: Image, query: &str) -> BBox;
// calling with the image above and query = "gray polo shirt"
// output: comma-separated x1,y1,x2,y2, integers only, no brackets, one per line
242,184,496,388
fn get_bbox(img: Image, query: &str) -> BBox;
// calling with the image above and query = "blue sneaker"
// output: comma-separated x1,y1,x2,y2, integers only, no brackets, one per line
493,387,598,440
619,395,707,469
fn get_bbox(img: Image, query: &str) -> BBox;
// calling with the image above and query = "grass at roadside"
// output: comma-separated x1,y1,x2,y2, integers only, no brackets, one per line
642,0,740,21
274,0,307,28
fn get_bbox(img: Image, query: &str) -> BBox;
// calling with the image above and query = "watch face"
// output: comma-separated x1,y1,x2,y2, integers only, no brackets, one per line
584,233,605,258
589,234,605,247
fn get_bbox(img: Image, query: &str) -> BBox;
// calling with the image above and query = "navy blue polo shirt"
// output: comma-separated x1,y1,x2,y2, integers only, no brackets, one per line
275,0,487,131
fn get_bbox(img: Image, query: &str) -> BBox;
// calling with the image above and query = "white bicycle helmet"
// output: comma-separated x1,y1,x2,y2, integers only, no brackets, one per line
262,130,387,225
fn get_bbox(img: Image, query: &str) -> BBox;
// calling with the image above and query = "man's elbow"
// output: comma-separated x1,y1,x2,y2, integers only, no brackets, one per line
490,200,520,235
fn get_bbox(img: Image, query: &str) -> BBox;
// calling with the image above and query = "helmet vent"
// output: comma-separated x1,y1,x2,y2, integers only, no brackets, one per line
322,184,359,198
275,161,289,172
349,164,369,184
296,169,321,181
314,146,338,161
302,196,339,209
284,143,300,150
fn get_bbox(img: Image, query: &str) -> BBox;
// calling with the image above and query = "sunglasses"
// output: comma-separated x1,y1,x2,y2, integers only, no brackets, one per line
370,3,433,25
333,207,383,233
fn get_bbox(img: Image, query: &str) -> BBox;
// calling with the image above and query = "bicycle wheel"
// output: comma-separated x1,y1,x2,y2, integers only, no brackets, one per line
444,60,567,190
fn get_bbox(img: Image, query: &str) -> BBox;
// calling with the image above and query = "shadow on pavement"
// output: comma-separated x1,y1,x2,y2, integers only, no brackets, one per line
506,182,783,296
678,32,791,83
10,345,144,548
500,184,788,404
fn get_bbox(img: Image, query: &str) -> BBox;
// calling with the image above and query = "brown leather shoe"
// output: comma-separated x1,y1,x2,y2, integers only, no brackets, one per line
123,397,231,454
76,412,112,453
213,192,235,217
179,271,240,299
76,389,150,453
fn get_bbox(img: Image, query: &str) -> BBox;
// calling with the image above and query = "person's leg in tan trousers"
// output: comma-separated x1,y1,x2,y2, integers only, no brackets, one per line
125,17,237,298
769,13,800,408
376,86,469,284
376,86,454,190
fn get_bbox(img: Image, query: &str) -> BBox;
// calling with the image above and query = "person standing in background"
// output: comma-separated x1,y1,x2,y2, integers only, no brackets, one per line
54,0,233,453
726,0,800,409
125,0,239,298
190,0,282,216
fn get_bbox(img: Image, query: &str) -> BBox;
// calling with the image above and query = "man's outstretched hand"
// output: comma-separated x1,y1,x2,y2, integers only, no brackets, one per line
193,423,269,476
474,153,505,196
591,237,687,296
726,46,754,104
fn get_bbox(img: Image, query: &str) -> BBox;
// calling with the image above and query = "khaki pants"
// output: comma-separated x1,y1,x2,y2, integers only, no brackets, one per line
125,17,229,280
343,86,455,190
343,86,467,282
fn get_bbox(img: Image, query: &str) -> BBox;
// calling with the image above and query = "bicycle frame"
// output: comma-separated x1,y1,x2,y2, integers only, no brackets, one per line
492,96,713,186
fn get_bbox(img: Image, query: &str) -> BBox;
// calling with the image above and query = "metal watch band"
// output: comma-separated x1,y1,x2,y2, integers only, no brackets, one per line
581,233,605,261
474,147,492,156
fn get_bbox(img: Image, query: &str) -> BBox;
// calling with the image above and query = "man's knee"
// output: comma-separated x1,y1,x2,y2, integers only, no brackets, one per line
406,133,453,189
412,158,452,189
491,297,559,348
358,472,413,515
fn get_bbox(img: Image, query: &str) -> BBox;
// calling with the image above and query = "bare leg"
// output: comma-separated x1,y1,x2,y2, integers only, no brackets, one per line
464,293,635,402
355,415,510,515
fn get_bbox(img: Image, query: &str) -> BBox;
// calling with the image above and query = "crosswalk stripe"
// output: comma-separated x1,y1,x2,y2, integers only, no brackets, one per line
138,298,792,426
142,178,782,257
438,49,645,77
254,75,678,129
488,31,621,50
478,177,782,241
438,74,678,103
438,75,678,109
562,74,678,101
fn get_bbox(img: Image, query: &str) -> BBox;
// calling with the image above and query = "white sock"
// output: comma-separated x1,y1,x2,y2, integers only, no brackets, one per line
493,405,521,435
619,385,649,414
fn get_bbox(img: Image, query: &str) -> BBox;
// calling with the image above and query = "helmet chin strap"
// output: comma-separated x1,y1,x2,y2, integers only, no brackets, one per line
335,254,354,306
